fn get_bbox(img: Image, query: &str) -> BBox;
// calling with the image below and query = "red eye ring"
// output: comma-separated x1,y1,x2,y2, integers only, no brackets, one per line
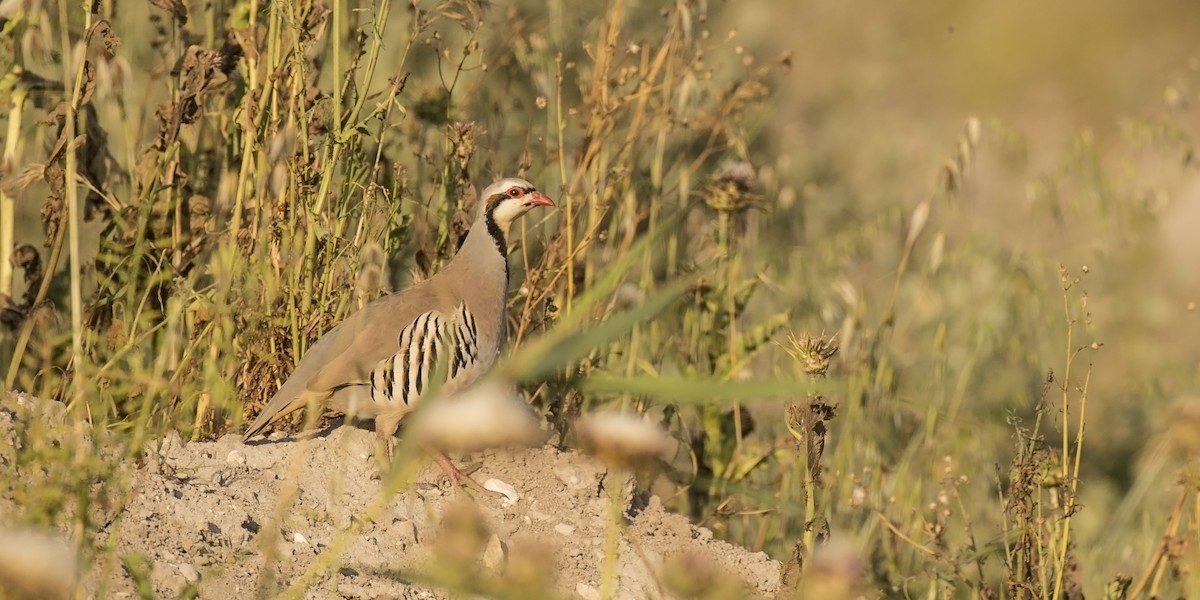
508,188,523,198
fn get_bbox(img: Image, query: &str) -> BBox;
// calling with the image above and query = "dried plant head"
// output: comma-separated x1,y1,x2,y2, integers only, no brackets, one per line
407,380,545,453
573,411,671,470
0,526,77,600
433,499,491,570
180,195,215,260
1007,445,1066,515
502,537,557,591
449,121,482,165
1159,397,1200,463
798,538,867,600
661,551,745,600
705,160,758,213
10,243,39,272
781,330,839,377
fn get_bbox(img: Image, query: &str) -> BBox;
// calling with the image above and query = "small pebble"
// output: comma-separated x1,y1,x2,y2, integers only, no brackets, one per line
225,450,246,465
554,523,576,536
292,532,307,545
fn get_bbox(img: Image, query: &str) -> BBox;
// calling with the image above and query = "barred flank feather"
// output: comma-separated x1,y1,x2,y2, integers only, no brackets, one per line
368,304,480,407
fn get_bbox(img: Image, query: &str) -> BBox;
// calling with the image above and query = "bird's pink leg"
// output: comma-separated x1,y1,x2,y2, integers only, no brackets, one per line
430,449,503,498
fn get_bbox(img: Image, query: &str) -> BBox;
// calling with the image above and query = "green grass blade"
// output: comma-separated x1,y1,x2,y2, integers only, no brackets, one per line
577,373,836,404
502,278,692,382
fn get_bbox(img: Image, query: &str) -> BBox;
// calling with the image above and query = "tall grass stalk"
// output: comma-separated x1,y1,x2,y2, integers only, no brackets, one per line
56,0,88,413
0,87,21,304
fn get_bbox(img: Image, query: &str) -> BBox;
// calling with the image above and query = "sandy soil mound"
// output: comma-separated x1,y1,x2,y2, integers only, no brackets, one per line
78,425,781,598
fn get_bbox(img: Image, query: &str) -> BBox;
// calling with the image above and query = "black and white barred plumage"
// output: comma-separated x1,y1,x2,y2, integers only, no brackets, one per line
367,304,480,407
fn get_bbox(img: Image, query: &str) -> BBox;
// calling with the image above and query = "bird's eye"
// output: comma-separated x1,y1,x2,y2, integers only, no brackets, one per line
508,188,523,198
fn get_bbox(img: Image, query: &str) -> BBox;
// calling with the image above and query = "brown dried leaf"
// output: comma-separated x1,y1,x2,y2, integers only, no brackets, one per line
299,2,330,45
85,20,120,56
78,61,96,106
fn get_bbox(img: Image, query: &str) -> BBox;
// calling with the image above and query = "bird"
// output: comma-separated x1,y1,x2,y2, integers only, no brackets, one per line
243,177,554,490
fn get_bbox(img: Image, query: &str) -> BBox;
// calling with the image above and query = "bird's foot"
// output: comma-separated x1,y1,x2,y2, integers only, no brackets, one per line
432,451,503,499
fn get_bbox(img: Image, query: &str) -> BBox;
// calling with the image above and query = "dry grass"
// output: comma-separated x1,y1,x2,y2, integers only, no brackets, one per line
2,0,1200,597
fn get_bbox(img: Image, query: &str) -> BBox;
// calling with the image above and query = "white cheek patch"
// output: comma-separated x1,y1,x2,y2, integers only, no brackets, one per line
492,200,528,224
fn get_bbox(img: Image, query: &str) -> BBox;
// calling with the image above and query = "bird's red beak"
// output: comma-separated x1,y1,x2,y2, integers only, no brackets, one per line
527,191,555,208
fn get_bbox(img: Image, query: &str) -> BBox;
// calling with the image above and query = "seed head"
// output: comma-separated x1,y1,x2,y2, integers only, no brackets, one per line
574,411,671,469
782,331,840,377
705,161,758,213
408,381,545,453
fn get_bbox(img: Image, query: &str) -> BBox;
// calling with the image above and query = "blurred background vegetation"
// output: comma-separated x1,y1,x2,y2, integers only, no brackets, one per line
2,0,1199,597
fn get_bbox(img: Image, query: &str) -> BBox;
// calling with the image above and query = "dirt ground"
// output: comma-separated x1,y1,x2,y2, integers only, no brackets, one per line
2,393,781,599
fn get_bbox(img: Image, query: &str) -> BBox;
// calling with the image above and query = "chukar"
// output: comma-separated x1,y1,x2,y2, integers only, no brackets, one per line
243,177,554,488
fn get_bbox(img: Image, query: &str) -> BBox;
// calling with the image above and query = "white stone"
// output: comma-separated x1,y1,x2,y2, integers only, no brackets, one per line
483,478,520,506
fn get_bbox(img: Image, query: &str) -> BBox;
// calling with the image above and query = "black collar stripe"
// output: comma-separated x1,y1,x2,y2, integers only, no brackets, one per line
483,193,509,259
